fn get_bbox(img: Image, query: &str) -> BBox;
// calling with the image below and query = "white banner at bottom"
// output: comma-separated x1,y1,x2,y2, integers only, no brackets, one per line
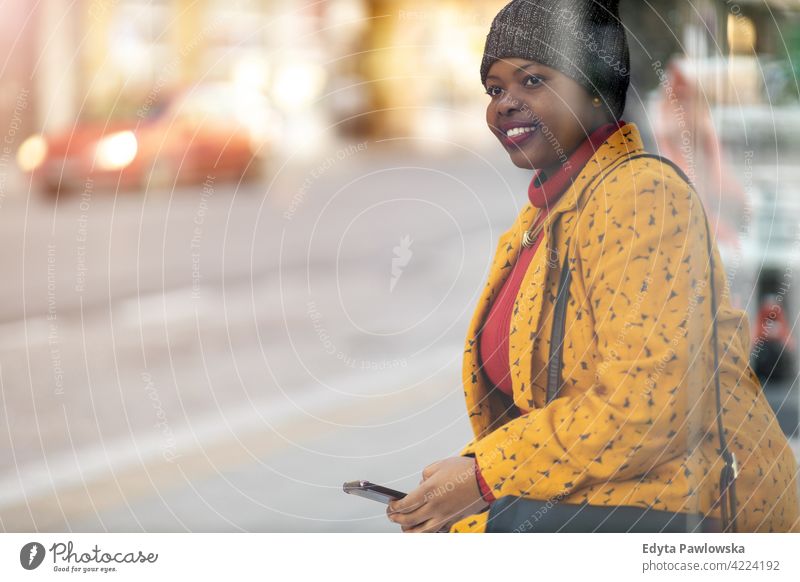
1,533,798,581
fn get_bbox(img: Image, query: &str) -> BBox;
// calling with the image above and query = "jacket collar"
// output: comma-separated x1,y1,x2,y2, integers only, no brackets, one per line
507,122,646,241
528,119,626,208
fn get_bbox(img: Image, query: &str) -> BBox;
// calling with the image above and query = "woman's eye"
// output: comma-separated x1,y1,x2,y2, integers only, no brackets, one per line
524,75,543,87
485,85,502,97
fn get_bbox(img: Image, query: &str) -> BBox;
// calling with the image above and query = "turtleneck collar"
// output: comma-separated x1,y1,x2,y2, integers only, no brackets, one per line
528,119,627,209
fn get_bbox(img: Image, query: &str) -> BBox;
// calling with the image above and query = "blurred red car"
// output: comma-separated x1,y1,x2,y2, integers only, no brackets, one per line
17,83,281,196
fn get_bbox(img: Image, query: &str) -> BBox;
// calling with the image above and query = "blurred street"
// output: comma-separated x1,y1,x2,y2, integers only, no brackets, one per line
0,143,535,532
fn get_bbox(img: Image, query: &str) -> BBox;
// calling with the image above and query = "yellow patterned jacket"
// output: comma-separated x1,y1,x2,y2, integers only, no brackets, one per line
449,122,800,533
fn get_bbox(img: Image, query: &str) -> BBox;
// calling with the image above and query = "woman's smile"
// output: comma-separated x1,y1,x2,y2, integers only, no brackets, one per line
497,122,539,149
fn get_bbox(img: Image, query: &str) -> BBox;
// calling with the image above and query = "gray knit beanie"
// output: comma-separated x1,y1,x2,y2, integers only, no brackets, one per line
481,0,630,120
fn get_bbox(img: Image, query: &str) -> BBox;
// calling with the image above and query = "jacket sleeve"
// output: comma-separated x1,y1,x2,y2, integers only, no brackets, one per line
469,167,713,502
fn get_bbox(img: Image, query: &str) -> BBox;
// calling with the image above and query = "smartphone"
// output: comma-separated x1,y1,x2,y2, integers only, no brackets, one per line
343,480,407,504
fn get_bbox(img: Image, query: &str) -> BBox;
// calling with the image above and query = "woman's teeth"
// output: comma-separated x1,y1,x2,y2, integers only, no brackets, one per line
506,126,536,138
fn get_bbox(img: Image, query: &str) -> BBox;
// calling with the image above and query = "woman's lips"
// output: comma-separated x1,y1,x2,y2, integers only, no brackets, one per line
499,125,538,148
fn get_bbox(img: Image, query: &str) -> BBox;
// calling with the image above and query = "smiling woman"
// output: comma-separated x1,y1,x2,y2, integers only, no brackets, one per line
483,58,614,178
386,0,800,534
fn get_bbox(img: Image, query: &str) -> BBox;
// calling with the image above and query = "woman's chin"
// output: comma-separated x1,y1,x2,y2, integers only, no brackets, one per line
497,140,539,169
506,150,538,169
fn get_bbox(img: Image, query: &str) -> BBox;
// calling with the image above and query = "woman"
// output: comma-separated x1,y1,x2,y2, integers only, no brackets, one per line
387,0,800,533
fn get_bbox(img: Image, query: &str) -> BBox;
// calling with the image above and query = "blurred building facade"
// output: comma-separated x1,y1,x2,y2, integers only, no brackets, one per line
3,1,799,138
2,0,800,379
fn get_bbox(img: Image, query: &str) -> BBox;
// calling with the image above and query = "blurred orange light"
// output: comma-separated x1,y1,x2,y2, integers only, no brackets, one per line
94,131,138,171
16,134,48,172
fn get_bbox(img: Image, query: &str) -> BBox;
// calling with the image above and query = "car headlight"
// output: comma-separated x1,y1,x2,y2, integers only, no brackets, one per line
16,134,48,172
94,131,138,171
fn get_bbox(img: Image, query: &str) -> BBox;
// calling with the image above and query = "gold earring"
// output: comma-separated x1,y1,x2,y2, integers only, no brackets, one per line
592,96,601,107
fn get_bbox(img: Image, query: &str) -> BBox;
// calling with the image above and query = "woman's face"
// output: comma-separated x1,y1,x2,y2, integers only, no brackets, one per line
484,57,610,172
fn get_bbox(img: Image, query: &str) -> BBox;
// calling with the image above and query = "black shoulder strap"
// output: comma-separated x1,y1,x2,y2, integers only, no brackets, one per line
544,152,738,532
546,249,572,404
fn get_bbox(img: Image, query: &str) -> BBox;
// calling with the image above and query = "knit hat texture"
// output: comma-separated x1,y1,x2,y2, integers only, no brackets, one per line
481,0,630,119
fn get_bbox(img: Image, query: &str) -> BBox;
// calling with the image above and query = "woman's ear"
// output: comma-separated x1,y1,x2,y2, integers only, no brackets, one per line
589,93,616,126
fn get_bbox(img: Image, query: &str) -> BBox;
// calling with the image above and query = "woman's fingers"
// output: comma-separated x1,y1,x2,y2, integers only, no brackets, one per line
421,461,442,481
388,501,431,528
387,497,425,516
387,482,429,515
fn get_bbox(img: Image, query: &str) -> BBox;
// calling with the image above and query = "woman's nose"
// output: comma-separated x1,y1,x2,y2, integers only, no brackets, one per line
497,90,523,115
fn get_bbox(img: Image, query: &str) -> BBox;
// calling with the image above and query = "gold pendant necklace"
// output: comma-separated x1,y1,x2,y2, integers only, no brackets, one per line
521,208,546,248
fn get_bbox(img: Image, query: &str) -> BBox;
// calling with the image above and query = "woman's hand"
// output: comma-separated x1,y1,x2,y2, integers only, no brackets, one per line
386,457,490,533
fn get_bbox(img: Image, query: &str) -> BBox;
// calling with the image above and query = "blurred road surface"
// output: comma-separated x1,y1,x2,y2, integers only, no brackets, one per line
0,143,529,531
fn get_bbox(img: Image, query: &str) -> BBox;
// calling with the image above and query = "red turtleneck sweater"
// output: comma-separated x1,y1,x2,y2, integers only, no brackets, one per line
474,119,625,504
